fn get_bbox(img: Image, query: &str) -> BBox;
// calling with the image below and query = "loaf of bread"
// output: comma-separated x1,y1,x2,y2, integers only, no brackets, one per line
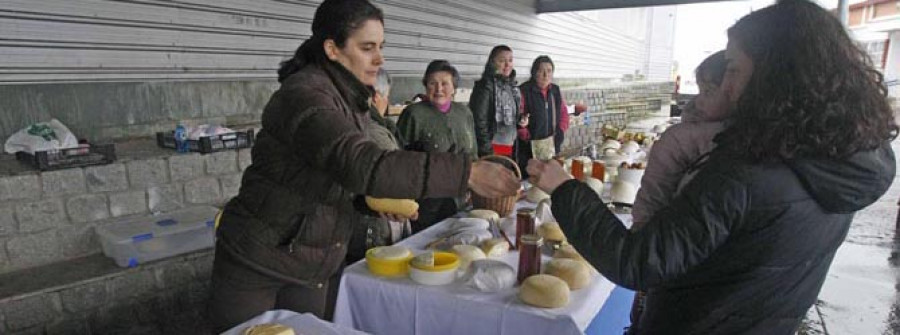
519,274,570,308
243,323,294,335
365,197,419,217
545,258,591,290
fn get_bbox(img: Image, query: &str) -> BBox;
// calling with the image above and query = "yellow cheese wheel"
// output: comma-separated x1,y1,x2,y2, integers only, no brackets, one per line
519,274,570,308
452,244,487,270
545,258,592,290
242,323,295,335
364,197,419,217
537,222,567,243
553,244,594,271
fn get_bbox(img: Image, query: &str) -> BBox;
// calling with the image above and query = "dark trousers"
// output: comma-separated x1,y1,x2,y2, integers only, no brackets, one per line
207,245,342,334
411,197,457,233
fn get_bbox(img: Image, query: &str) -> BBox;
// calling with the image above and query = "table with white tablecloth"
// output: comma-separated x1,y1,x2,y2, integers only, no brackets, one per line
333,200,634,335
222,310,369,335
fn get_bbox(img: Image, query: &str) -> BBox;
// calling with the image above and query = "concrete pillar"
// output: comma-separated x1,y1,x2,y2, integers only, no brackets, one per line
885,31,900,98
838,0,850,26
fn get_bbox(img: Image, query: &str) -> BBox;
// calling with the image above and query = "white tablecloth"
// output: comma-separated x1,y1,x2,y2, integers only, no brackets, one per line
222,310,369,335
333,200,632,335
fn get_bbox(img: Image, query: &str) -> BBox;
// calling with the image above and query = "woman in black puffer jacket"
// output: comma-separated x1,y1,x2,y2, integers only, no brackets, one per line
526,1,897,334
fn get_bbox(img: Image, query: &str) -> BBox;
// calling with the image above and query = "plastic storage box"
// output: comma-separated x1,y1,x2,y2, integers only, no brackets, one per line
156,129,254,154
97,206,219,267
16,143,116,171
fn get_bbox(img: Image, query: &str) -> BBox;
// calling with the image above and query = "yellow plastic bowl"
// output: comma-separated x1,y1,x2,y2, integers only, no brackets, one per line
410,252,460,272
366,247,414,277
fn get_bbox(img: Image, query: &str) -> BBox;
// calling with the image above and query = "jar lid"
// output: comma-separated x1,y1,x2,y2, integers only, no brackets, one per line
516,208,535,217
520,234,543,246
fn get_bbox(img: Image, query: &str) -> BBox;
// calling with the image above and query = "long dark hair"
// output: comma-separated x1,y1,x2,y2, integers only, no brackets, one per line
277,0,384,83
480,45,513,78
527,55,554,84
723,0,896,162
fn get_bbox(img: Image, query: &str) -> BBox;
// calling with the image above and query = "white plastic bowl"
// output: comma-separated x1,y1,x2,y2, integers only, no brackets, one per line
409,265,458,285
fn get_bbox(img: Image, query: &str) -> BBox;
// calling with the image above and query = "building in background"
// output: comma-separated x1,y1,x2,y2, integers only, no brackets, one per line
0,0,676,142
843,0,900,97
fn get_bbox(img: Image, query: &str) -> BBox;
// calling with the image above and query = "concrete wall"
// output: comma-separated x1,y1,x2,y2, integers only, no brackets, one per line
0,0,675,142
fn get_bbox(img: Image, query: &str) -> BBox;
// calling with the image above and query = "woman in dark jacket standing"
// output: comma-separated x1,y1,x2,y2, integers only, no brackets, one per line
208,0,519,332
469,45,524,158
516,56,569,177
527,1,897,334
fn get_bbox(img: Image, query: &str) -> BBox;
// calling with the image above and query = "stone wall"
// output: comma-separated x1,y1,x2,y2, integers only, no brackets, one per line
0,145,250,275
0,251,212,335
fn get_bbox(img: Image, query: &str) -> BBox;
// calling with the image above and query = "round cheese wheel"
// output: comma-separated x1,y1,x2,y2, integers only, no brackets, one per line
584,177,604,198
481,238,510,258
519,274,570,308
243,323,295,335
610,181,638,205
452,244,487,270
537,222,566,243
462,259,516,292
553,244,593,270
525,187,550,203
545,258,591,290
370,246,411,260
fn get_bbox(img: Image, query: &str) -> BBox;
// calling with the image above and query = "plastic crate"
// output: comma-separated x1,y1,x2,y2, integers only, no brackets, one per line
156,129,254,154
15,143,116,171
96,206,219,268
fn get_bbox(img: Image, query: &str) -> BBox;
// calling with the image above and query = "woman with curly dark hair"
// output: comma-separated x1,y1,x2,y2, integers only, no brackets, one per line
526,0,896,333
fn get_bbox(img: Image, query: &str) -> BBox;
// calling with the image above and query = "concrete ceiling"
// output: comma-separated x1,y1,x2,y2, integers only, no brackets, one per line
536,0,745,12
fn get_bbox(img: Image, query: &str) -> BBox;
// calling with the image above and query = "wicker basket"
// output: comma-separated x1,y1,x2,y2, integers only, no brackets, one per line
471,155,521,217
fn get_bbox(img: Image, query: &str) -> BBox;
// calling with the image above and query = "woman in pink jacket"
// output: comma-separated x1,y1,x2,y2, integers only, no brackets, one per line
632,51,730,228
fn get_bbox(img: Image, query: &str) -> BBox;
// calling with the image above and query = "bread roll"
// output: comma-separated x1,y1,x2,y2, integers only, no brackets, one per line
545,258,591,290
452,244,487,271
481,238,510,258
519,274,570,308
537,222,566,243
243,323,294,335
365,197,419,217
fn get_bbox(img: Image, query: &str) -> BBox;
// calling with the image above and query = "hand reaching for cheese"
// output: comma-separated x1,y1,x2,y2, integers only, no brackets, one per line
365,197,419,220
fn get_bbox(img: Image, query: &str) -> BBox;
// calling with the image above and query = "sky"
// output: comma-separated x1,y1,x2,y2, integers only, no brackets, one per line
672,0,842,93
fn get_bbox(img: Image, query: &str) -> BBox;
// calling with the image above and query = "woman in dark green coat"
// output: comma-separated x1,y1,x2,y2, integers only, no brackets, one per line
398,60,477,231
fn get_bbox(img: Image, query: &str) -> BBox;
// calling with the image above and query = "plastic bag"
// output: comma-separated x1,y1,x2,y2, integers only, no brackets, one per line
4,119,79,154
461,259,516,292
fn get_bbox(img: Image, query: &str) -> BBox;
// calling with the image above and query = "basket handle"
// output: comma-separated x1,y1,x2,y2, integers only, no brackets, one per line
479,155,522,179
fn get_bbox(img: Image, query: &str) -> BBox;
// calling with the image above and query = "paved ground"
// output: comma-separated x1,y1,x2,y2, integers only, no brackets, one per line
628,111,900,334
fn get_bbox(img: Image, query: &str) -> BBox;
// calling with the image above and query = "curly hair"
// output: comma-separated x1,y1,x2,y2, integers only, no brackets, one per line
722,0,897,162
